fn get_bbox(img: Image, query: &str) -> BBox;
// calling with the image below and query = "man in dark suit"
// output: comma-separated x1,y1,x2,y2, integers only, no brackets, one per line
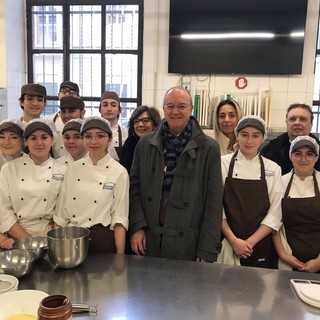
261,103,320,174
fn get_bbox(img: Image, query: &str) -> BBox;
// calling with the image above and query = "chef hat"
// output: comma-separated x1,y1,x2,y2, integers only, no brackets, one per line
62,118,84,135
100,91,120,104
59,81,79,94
80,116,112,137
60,96,85,110
24,118,57,142
0,119,24,138
289,135,319,157
235,115,267,141
20,83,47,99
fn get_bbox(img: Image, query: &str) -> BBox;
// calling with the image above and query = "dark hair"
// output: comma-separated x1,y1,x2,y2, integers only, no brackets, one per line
19,95,47,111
286,103,313,122
216,99,239,116
128,105,162,136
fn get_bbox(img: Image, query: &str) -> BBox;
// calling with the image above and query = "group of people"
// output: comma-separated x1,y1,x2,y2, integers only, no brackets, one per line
0,83,319,273
213,99,320,272
0,81,161,255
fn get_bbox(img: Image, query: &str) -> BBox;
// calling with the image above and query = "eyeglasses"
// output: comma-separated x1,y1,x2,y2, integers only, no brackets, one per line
133,117,151,125
60,88,78,96
82,133,109,142
292,151,317,160
164,104,191,111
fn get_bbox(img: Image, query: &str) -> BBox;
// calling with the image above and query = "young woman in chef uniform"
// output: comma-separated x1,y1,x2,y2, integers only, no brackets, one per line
218,116,283,268
0,119,25,171
54,116,129,254
273,136,320,272
56,118,87,165
0,119,26,249
0,118,66,239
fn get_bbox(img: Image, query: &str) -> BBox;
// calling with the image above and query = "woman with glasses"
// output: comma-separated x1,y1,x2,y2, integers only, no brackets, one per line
273,135,320,272
54,116,129,253
120,105,161,174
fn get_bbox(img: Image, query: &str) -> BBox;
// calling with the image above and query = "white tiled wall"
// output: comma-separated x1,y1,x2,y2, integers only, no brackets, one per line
142,0,320,130
0,0,319,128
0,0,26,119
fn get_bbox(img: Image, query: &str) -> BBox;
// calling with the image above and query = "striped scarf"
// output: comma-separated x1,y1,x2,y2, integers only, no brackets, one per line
162,120,192,190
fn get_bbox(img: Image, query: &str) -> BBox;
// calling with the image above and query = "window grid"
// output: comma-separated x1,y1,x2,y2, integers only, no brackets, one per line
26,0,143,126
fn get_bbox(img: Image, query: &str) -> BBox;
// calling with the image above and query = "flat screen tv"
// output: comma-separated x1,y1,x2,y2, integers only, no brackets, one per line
169,0,308,75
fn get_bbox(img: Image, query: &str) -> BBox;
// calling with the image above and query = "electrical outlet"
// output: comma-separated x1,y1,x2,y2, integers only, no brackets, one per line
182,75,191,90
182,75,191,84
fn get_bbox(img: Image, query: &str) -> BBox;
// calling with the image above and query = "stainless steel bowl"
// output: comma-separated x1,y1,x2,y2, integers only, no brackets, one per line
13,237,48,260
0,249,36,278
47,226,90,269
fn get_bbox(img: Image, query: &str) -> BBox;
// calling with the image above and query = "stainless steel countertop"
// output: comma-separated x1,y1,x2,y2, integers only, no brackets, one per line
19,253,320,319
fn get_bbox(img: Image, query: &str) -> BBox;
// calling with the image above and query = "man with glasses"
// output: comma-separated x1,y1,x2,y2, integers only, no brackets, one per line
46,81,80,131
129,86,223,262
261,103,320,174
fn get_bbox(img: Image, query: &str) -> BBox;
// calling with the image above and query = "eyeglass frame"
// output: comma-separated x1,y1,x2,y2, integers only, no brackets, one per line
133,117,152,125
291,150,318,160
163,103,191,111
82,132,110,142
60,88,79,96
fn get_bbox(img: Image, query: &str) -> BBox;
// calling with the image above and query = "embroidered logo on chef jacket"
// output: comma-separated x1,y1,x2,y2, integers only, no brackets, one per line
264,170,275,177
102,182,115,190
52,174,65,181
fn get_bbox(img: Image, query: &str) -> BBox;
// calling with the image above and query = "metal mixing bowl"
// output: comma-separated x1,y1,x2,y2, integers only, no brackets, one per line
47,226,90,269
13,237,48,260
0,249,36,278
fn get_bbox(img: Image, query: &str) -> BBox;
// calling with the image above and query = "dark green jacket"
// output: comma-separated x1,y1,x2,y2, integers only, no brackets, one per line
129,117,223,262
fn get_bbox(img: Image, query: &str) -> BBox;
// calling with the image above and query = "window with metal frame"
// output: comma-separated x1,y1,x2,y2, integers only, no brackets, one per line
26,0,143,127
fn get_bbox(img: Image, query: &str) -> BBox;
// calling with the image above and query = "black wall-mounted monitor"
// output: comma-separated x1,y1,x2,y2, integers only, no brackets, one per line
168,0,308,75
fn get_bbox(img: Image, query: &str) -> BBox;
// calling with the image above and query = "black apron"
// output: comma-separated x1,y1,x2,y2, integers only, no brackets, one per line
282,172,320,263
88,224,116,252
115,125,123,159
223,151,276,268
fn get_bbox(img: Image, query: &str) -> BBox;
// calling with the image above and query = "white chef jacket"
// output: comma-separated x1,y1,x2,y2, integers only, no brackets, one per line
46,114,67,158
56,152,77,166
282,169,320,198
54,153,129,230
0,151,26,171
108,124,128,161
221,151,283,231
0,151,11,171
0,155,67,236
